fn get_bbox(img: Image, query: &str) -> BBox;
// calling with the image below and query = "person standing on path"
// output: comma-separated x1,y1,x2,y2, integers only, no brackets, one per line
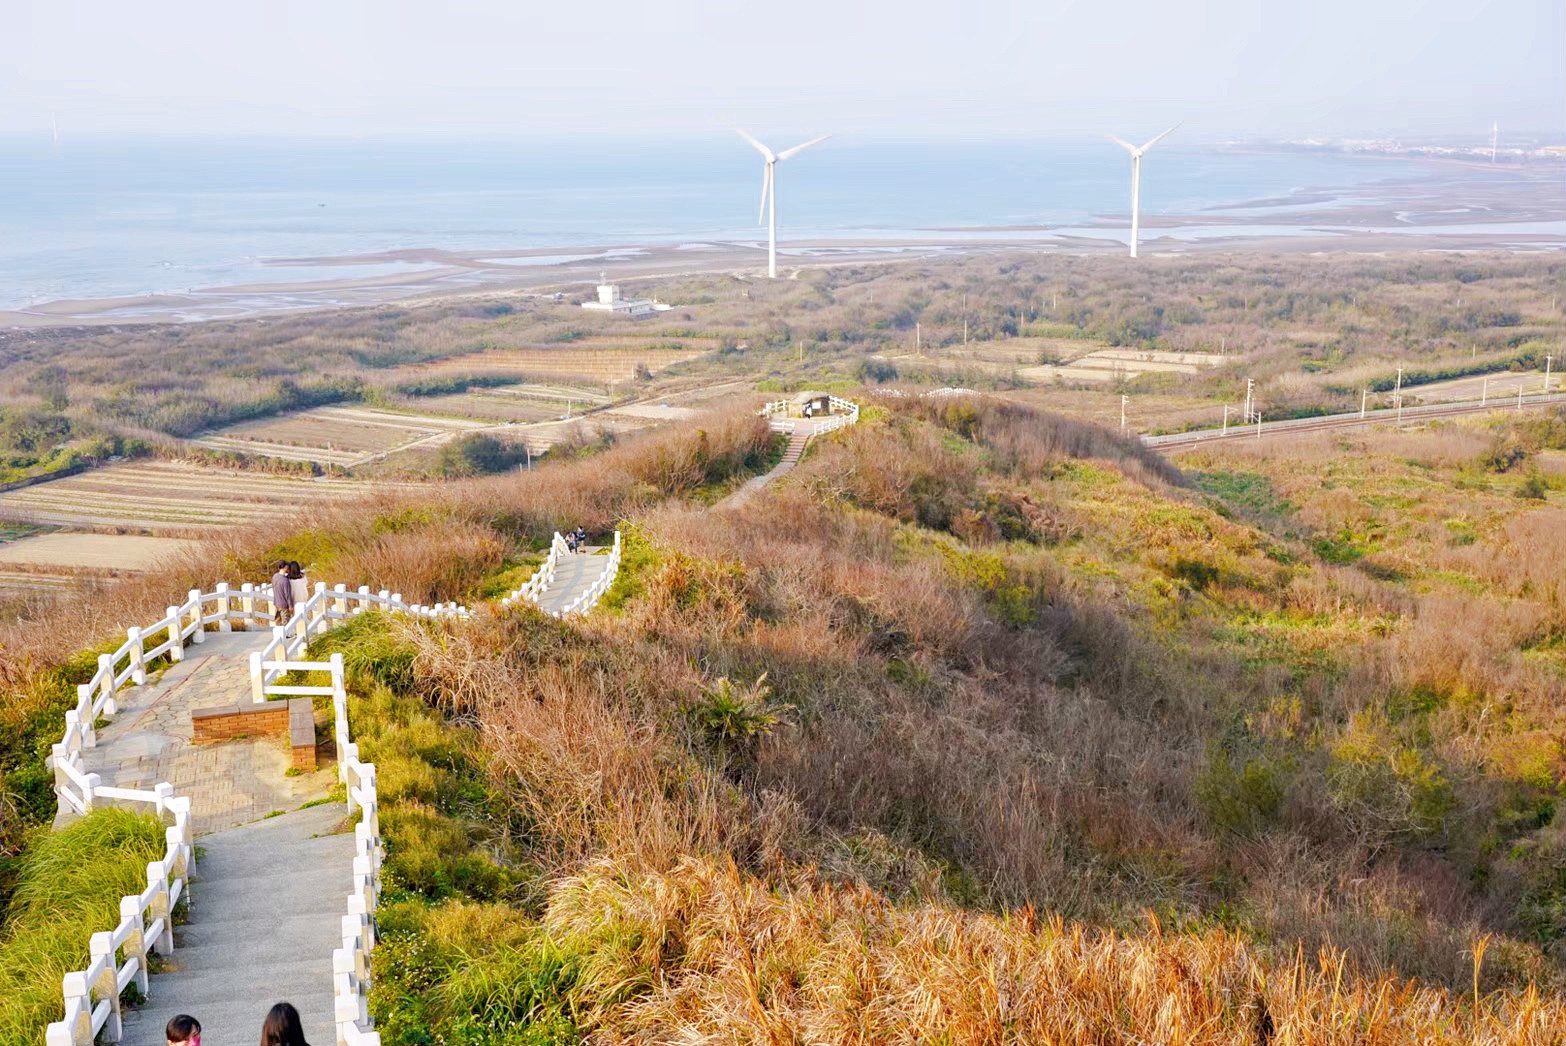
271,562,294,625
260,1003,311,1046
286,561,309,609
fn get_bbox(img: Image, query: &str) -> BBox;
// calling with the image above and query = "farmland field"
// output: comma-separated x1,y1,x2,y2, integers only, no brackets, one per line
192,406,489,465
0,461,404,533
400,383,609,424
1020,347,1229,383
1402,368,1553,403
394,337,716,383
0,533,196,570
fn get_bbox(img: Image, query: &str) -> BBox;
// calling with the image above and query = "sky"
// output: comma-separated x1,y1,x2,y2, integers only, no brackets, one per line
2,0,1561,140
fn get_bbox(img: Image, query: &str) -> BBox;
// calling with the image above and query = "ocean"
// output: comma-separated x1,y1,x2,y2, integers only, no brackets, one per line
0,135,1511,310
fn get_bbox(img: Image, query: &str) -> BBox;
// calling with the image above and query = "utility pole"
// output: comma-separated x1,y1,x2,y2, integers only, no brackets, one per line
1482,375,1488,405
1244,378,1255,422
1546,354,1554,394
915,322,921,356
1222,404,1229,434
962,294,968,347
1256,412,1262,439
1394,365,1403,408
1360,387,1367,418
798,339,803,363
1120,394,1128,436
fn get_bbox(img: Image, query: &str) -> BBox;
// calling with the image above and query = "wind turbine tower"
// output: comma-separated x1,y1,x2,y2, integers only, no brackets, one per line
1108,123,1180,258
737,129,831,278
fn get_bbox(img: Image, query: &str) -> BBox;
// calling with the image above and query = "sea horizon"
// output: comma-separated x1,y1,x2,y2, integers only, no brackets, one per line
1,134,1561,315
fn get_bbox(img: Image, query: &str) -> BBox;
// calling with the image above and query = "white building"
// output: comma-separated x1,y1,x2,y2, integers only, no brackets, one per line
581,273,674,318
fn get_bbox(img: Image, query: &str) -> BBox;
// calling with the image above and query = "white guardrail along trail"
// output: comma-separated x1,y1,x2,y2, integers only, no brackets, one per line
500,530,623,618
43,581,468,1046
45,786,193,1046
759,395,860,435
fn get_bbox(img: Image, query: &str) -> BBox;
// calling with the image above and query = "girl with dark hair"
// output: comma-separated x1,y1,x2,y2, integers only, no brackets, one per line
260,1003,310,1046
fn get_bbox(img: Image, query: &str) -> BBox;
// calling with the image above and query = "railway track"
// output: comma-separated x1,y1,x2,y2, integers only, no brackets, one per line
1144,393,1566,452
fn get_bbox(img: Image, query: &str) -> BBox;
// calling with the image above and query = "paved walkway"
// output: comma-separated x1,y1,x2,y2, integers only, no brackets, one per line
76,630,338,834
535,549,616,614
723,430,811,508
117,803,352,1046
72,627,352,1046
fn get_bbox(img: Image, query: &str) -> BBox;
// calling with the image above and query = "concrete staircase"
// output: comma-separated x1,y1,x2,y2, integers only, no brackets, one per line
722,431,813,508
117,804,353,1046
778,431,810,469
533,549,616,615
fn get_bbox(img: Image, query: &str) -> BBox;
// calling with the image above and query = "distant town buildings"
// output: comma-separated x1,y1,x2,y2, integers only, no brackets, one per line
1272,137,1565,162
581,274,674,318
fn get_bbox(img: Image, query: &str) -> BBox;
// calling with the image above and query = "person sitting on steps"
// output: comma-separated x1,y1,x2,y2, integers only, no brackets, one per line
260,1002,310,1046
167,1014,201,1046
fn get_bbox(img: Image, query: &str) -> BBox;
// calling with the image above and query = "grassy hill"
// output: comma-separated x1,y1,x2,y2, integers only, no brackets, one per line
2,397,1562,1044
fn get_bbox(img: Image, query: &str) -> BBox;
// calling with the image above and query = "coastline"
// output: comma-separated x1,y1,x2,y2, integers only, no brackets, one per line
3,161,1560,329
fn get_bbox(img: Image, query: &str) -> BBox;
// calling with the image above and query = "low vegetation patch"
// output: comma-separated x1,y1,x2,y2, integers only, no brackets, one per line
0,809,167,1043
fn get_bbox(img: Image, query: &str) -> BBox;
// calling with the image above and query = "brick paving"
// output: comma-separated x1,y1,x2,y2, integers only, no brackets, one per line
80,630,338,834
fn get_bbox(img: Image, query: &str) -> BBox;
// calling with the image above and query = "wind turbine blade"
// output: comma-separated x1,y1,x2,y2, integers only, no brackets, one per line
1106,134,1138,155
758,164,771,225
776,133,832,161
736,128,775,162
1138,122,1182,153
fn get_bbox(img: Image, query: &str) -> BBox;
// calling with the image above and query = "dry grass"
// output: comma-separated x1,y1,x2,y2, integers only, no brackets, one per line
541,856,1566,1045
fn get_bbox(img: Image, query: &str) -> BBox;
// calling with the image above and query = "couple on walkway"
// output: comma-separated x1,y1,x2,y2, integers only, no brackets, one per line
269,562,309,625
168,1005,310,1046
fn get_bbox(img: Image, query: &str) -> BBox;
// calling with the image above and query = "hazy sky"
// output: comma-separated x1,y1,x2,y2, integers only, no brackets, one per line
3,0,1560,139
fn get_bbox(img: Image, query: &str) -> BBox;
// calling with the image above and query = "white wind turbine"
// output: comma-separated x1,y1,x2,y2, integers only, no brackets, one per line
1107,123,1180,258
737,129,831,278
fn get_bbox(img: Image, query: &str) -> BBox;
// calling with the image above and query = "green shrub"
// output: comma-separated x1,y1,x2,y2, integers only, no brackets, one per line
436,435,529,478
1195,747,1287,837
1518,470,1548,501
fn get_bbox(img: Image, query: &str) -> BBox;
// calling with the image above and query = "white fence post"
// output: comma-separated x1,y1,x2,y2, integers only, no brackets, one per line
165,607,183,663
187,588,204,645
216,582,232,632
126,627,146,685
357,585,370,613
59,973,92,1046
334,583,348,618
312,582,328,634
119,895,150,996
89,931,123,1042
240,582,256,629
147,859,174,954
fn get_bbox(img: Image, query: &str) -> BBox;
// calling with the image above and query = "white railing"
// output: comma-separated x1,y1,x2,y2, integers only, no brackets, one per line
40,582,467,1046
500,531,621,618
499,533,572,610
248,583,469,703
554,531,622,617
44,785,194,1046
274,653,383,1046
50,582,284,818
48,583,469,816
763,395,859,436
